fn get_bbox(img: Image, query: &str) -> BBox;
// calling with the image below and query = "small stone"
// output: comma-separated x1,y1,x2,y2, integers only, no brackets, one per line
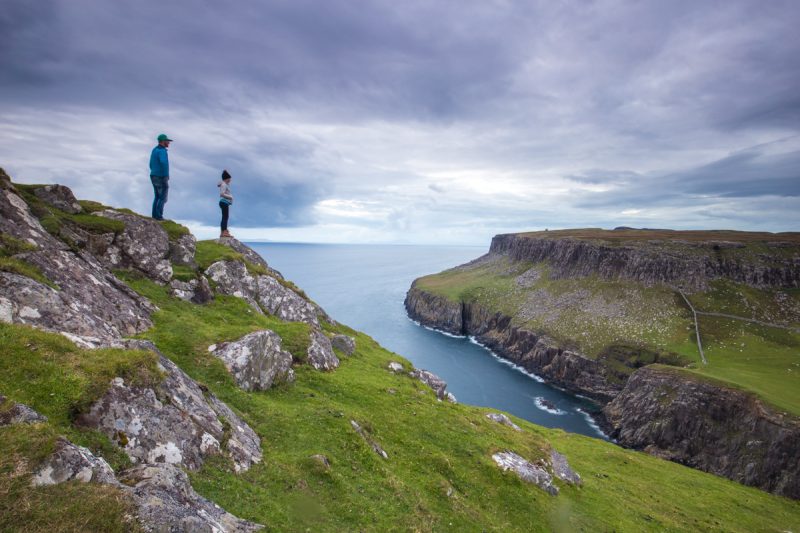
387,362,404,373
0,395,48,426
310,454,331,469
492,451,558,495
550,450,582,485
31,437,117,486
486,413,521,431
350,420,388,460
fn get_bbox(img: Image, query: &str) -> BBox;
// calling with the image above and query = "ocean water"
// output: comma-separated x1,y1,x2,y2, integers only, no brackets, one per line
248,242,607,439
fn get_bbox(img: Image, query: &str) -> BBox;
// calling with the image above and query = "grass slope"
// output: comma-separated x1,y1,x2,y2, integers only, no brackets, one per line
111,276,798,532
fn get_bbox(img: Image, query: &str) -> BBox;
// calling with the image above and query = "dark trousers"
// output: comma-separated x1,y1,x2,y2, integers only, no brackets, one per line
219,201,229,231
150,175,169,219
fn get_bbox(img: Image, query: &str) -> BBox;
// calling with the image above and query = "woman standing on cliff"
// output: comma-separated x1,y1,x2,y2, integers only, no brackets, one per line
218,170,233,238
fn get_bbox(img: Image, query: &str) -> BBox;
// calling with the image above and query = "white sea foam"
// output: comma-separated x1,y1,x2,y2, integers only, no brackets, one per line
575,407,612,440
467,336,546,382
534,396,565,415
407,317,467,338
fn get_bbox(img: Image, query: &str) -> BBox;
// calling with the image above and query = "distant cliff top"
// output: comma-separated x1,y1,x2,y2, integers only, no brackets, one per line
506,228,800,246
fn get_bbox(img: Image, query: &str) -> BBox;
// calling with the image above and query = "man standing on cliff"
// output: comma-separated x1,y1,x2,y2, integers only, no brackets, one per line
149,133,172,220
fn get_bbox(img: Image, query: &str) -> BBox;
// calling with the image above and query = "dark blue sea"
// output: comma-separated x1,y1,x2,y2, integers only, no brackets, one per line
248,242,607,439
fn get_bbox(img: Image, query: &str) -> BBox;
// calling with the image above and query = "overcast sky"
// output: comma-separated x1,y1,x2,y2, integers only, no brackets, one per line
1,1,798,245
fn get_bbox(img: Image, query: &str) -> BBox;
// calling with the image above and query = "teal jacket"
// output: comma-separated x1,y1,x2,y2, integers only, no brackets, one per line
149,145,169,177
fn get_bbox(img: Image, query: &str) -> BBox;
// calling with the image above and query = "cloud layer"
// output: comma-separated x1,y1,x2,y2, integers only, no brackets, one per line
1,0,798,244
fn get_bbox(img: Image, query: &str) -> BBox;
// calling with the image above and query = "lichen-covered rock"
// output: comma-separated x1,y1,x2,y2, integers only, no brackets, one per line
550,450,581,485
331,334,356,355
486,413,521,431
170,277,214,304
0,250,154,340
0,394,47,426
254,275,319,326
170,279,195,301
78,342,262,473
120,464,264,532
210,330,295,391
205,260,260,311
31,437,118,486
33,184,82,214
207,395,263,473
169,233,197,267
97,210,172,283
492,451,558,495
191,275,214,304
410,369,456,403
0,182,67,250
307,329,339,371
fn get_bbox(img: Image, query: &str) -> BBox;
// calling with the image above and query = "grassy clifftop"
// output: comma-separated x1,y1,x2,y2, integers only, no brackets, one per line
413,230,800,416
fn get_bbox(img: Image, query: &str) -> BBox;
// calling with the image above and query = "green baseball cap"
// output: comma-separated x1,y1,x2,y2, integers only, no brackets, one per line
157,133,173,142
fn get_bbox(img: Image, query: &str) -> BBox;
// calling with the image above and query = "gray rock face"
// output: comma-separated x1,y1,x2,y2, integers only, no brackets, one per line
33,184,82,214
169,233,197,267
97,210,173,283
31,437,117,486
0,394,47,426
206,395,263,474
490,234,800,291
170,277,215,304
205,260,320,326
121,464,264,532
550,450,581,486
405,287,619,402
604,366,800,499
409,368,456,403
331,334,356,355
210,330,295,391
0,250,154,341
486,413,521,431
307,329,339,371
78,342,261,473
492,451,558,495
0,184,67,250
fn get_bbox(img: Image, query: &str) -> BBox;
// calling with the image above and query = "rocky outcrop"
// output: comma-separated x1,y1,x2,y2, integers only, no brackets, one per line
31,437,118,486
121,464,264,532
209,330,295,391
218,236,283,279
492,451,558,495
307,329,339,371
405,287,620,401
97,210,173,283
0,394,47,426
486,413,521,431
32,184,82,214
409,368,457,403
489,234,800,291
350,420,388,460
550,450,582,486
604,366,800,499
169,233,197,267
78,341,262,473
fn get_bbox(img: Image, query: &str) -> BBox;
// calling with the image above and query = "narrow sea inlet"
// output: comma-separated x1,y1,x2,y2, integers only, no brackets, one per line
250,242,607,439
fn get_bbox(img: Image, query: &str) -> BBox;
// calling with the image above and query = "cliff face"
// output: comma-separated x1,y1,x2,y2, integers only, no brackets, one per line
604,366,800,499
490,233,800,291
405,286,622,401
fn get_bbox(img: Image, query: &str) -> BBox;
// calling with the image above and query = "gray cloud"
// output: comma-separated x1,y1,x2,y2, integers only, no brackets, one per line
1,0,799,241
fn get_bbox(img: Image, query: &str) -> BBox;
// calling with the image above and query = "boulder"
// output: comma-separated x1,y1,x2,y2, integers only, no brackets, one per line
170,276,214,304
120,464,264,532
307,329,339,371
254,275,319,326
31,437,117,486
169,233,197,267
205,260,260,311
97,210,172,283
32,184,82,214
550,450,581,486
486,413,521,431
0,394,47,426
209,330,295,391
409,369,457,403
331,334,356,355
78,341,261,473
492,451,558,495
387,362,404,373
